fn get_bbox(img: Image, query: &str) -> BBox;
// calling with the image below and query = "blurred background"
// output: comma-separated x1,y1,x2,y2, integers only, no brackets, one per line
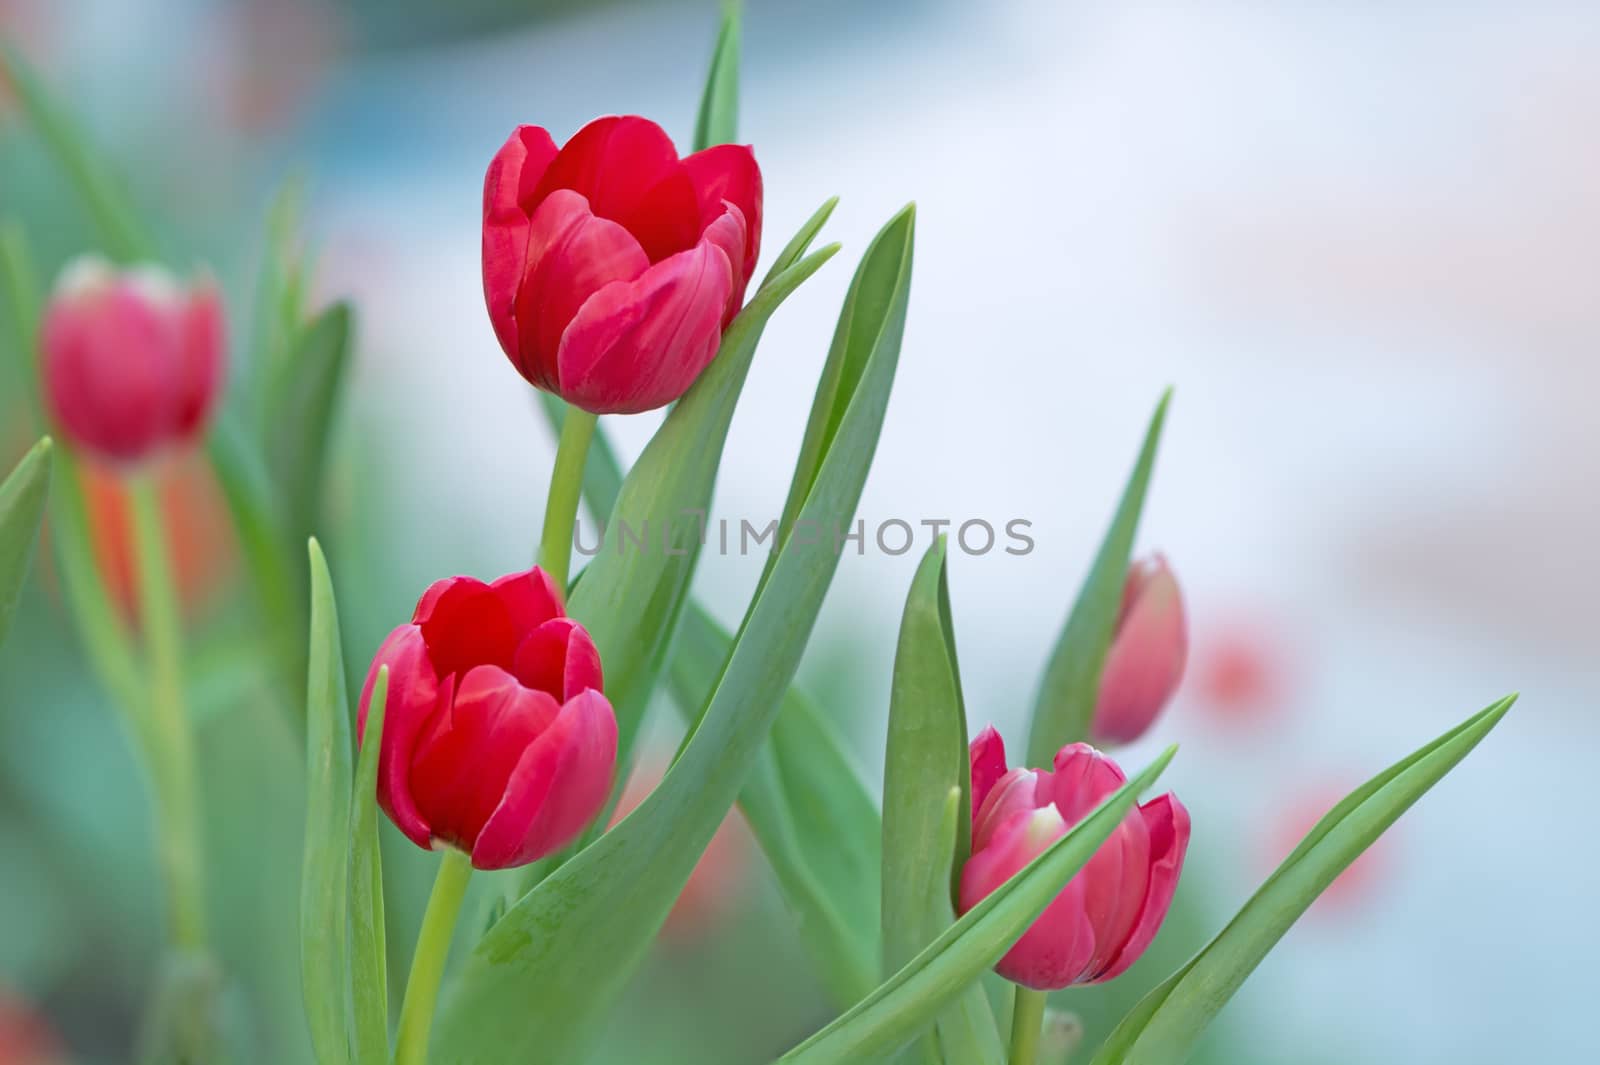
2,1,1596,1062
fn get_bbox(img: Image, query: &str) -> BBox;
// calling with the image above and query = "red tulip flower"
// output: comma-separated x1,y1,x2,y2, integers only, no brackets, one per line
359,567,617,870
482,115,762,414
1090,553,1188,746
40,257,226,464
959,728,1190,990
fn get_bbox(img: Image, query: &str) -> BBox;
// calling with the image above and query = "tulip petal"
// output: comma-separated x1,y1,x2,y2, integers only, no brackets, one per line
414,575,519,678
472,688,618,869
1093,793,1192,983
409,665,563,855
359,625,437,850
961,805,1097,989
1078,807,1152,976
512,190,650,389
969,725,1010,824
483,125,561,360
1092,555,1188,745
683,143,763,283
532,115,701,263
490,566,567,632
173,280,227,441
972,768,1049,851
512,618,604,702
555,237,734,414
1050,743,1128,823
700,205,749,325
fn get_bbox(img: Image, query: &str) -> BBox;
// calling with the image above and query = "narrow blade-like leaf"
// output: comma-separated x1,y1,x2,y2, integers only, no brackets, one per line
433,205,912,1065
667,601,882,1005
0,437,52,648
1091,695,1516,1065
302,539,354,1065
561,210,838,810
693,1,741,151
348,667,390,1065
1025,391,1170,766
775,747,1177,1065
883,539,1001,1064
268,302,353,543
0,40,153,259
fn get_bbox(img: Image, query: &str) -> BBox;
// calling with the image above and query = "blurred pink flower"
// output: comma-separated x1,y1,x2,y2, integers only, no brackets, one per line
1266,784,1389,914
611,757,751,943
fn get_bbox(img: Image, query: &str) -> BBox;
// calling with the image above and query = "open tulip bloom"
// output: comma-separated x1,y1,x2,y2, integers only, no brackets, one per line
483,115,762,415
0,5,1521,1065
360,567,617,870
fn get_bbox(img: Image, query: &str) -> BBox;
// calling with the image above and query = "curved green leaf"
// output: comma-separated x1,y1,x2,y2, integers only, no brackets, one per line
1025,391,1170,765
693,1,741,151
268,302,353,543
775,747,1177,1065
0,437,51,648
433,204,913,1065
559,202,838,818
302,539,354,1065
667,600,882,1006
1091,695,1516,1065
0,40,154,260
883,539,1001,1064
348,667,389,1065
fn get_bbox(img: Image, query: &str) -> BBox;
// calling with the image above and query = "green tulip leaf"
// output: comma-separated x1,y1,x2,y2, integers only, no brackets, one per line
693,1,741,152
348,666,389,1065
882,538,1001,1065
667,600,883,1006
0,40,154,260
302,538,354,1065
267,301,354,543
433,204,913,1065
559,199,839,821
1089,695,1516,1065
545,209,884,1010
0,437,52,649
1025,390,1169,766
774,747,1177,1065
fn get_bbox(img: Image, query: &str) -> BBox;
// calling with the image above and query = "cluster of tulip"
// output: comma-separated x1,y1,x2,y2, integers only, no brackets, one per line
0,6,1514,1065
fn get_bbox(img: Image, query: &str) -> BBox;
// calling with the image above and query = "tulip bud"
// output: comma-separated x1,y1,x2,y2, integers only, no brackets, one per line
959,728,1190,990
482,115,763,414
40,256,226,464
1090,553,1188,745
358,566,618,870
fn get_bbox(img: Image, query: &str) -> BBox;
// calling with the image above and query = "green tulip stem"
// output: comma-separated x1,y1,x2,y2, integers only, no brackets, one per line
395,847,474,1065
1009,986,1047,1065
536,404,598,592
129,474,207,951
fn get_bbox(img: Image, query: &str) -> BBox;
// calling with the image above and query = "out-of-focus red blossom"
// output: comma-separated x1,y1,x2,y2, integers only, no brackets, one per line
1192,615,1291,727
41,257,226,465
959,728,1190,991
1268,784,1388,914
611,759,750,942
482,115,763,414
81,455,235,621
0,987,66,1065
1090,554,1188,745
359,567,617,870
